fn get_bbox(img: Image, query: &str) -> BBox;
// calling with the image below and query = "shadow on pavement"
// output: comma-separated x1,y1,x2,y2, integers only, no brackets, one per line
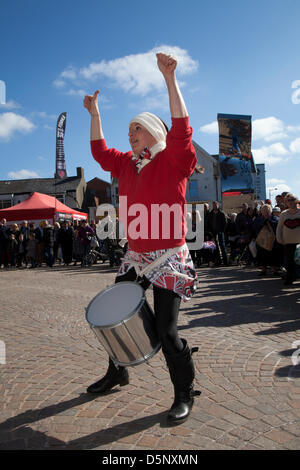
0,392,166,450
179,267,300,336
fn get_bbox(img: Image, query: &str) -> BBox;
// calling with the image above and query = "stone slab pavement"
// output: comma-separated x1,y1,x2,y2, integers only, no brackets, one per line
0,263,299,451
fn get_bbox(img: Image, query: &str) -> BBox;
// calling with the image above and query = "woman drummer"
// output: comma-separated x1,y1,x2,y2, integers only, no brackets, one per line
83,52,200,424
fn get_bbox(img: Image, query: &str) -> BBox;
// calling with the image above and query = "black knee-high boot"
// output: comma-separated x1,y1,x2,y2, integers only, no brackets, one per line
87,357,129,393
163,339,201,423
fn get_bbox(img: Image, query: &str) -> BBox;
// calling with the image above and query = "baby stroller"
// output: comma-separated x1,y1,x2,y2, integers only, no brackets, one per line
236,238,256,266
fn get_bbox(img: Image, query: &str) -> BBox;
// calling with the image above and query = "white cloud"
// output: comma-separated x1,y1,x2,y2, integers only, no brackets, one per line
55,46,197,100
61,66,77,80
252,117,288,142
286,124,300,133
79,46,197,96
0,100,21,110
53,79,66,88
199,120,218,134
289,137,300,153
266,178,291,195
252,142,289,165
141,93,169,112
0,112,35,141
67,89,87,97
8,169,40,179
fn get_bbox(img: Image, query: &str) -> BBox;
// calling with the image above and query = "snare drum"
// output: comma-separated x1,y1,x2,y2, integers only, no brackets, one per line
85,282,161,367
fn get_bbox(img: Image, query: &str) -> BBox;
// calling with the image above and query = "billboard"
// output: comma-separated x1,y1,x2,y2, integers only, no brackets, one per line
217,113,254,196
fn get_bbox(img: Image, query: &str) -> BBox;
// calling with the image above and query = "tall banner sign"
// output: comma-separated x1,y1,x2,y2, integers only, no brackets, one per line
217,113,254,196
55,112,67,179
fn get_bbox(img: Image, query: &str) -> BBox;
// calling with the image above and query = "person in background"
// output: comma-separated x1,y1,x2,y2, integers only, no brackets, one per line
8,223,20,242
203,203,210,239
78,220,94,267
225,213,239,264
34,222,44,267
0,218,9,268
255,204,281,276
42,221,54,268
276,193,300,286
197,232,217,267
59,221,74,266
272,206,281,219
281,192,289,210
207,201,228,266
7,233,18,267
26,232,37,268
20,221,30,244
235,203,251,239
17,233,27,268
53,222,61,265
275,194,283,207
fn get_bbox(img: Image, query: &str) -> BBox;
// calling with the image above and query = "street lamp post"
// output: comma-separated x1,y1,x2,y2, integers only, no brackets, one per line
268,187,278,205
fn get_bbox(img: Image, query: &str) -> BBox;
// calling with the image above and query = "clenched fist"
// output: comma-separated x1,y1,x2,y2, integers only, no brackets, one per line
156,52,177,76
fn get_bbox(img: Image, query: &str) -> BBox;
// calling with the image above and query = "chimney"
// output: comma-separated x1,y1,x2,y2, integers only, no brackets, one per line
76,167,84,179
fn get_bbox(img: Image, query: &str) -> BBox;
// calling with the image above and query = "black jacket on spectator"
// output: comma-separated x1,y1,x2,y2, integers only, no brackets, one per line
207,209,227,234
43,226,54,248
235,211,252,236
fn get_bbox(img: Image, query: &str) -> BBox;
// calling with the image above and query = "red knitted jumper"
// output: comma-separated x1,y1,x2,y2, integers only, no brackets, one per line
91,117,196,253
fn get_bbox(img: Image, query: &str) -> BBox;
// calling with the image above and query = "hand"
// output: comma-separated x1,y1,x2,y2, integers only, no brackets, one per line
156,52,177,77
83,90,100,116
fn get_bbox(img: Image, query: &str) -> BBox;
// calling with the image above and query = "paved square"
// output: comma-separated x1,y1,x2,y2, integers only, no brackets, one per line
0,264,299,450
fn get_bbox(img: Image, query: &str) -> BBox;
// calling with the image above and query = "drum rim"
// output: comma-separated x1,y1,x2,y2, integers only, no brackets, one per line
85,281,146,329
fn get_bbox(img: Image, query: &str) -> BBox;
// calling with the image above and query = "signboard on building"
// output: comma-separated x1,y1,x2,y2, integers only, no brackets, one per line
252,163,266,201
218,113,254,205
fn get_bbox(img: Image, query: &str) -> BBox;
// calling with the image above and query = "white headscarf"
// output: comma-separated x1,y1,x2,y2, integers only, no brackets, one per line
129,112,167,168
130,112,167,144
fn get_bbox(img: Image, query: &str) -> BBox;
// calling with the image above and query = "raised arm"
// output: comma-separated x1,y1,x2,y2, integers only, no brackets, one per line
156,52,188,118
83,90,104,141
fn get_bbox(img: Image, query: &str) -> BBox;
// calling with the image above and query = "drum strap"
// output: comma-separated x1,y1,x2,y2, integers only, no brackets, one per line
130,244,195,282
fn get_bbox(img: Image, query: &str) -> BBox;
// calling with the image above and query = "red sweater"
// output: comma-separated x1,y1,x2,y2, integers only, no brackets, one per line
91,117,197,253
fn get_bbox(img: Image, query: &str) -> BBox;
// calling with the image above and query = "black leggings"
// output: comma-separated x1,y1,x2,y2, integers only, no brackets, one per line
115,268,183,355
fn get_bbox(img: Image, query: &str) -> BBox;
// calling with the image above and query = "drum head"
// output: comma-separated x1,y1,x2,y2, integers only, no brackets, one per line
86,282,145,328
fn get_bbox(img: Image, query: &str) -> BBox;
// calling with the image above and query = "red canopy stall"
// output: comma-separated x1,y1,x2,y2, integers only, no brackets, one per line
0,192,87,225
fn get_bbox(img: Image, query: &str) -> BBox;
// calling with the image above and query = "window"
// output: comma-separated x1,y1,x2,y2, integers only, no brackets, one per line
0,200,11,209
189,180,198,199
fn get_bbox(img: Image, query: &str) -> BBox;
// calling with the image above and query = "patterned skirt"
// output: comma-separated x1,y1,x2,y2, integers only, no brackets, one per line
117,243,197,301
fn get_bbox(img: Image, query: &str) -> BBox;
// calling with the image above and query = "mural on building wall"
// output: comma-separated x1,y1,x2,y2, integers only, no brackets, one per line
219,155,254,194
217,113,254,195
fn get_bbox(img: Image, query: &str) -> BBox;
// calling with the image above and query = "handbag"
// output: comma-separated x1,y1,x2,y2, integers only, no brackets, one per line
249,239,257,258
295,244,300,266
256,222,275,251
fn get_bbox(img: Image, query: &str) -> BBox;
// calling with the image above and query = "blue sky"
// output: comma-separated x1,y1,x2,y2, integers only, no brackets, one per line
1,0,300,204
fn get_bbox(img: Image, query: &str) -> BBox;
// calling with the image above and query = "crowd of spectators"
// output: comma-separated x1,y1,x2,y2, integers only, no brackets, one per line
188,191,300,287
0,218,102,269
1,191,300,286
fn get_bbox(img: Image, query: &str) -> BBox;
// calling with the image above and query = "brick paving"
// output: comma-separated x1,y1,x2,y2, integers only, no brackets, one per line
0,263,299,450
